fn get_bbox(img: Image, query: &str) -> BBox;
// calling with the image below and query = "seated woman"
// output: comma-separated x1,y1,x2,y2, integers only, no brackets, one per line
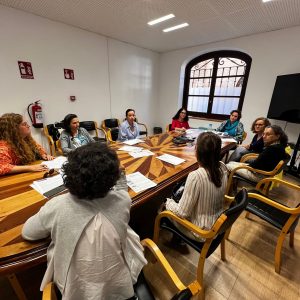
0,113,54,176
22,142,146,299
216,110,244,143
171,108,190,132
60,114,94,155
228,117,271,162
227,125,288,182
165,132,228,241
118,109,140,141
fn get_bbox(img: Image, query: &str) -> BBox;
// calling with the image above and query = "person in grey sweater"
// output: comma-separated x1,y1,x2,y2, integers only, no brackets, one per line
22,143,146,300
59,113,94,155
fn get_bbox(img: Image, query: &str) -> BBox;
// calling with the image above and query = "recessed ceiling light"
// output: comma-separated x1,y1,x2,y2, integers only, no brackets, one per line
163,23,189,33
148,14,175,26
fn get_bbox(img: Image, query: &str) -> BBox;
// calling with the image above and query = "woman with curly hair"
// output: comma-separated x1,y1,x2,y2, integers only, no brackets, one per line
228,117,271,162
0,113,54,175
22,142,146,299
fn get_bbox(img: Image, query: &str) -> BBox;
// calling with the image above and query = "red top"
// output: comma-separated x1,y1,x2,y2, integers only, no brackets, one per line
0,140,46,175
171,119,190,131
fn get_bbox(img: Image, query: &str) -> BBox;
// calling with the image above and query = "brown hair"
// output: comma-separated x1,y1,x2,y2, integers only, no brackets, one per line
196,132,222,187
0,113,41,164
250,117,271,133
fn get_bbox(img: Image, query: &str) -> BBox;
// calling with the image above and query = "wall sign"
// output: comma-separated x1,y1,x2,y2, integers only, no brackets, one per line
18,61,34,79
64,69,74,80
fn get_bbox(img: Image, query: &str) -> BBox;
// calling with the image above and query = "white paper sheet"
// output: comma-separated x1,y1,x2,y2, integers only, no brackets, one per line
42,156,68,169
221,138,237,143
156,154,185,165
30,174,64,195
122,139,144,145
118,146,143,152
126,172,157,193
129,150,154,158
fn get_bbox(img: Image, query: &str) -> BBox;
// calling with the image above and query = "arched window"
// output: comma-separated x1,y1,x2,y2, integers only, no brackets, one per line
182,50,252,120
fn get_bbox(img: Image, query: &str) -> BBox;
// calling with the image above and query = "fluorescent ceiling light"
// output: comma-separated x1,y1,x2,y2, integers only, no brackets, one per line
148,14,175,25
262,0,273,2
163,23,189,32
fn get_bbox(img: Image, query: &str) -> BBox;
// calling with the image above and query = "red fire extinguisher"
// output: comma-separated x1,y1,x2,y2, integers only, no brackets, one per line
27,100,44,128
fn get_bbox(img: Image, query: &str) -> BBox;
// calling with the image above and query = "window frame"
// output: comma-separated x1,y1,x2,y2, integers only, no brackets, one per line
182,50,252,120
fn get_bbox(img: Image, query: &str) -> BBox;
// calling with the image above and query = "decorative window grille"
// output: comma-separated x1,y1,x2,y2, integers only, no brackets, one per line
182,50,252,120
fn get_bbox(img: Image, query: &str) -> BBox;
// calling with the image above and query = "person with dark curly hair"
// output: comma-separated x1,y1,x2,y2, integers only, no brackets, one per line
0,113,54,175
216,109,244,142
228,117,271,162
165,132,228,241
170,107,190,132
22,142,146,299
59,113,94,155
227,125,289,182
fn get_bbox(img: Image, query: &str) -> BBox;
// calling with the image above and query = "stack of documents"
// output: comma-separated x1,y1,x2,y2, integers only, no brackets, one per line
122,139,144,145
126,172,157,193
42,156,67,169
156,154,185,165
31,174,64,195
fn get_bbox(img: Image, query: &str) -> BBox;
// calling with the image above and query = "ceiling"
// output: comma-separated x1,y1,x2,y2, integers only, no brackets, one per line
1,0,300,52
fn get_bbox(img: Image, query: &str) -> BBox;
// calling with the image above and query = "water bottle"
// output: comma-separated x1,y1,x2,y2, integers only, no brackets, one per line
208,124,213,131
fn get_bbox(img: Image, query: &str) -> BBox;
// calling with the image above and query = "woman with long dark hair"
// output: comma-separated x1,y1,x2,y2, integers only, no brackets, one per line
59,114,94,155
170,108,190,132
0,113,54,175
165,132,228,240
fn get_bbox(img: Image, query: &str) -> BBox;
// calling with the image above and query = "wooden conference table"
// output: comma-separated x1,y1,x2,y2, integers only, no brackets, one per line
0,132,236,279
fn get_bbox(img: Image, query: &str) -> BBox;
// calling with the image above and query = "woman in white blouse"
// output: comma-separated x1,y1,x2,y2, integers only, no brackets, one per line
166,132,228,241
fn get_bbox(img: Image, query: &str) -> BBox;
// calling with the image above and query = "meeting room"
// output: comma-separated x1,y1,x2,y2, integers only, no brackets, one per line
0,1,300,299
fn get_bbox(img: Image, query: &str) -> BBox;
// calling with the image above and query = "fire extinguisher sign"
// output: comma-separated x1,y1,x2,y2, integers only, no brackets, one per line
18,61,34,79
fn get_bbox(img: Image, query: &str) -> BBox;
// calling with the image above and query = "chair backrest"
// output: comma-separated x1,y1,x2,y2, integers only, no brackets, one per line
45,122,64,142
103,118,120,129
166,124,172,132
80,121,99,137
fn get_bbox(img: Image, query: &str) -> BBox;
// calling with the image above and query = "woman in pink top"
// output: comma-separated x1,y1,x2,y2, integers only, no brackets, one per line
171,108,190,132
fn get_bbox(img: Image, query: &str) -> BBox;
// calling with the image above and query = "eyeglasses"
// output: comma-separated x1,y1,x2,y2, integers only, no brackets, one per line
180,111,187,114
43,169,59,179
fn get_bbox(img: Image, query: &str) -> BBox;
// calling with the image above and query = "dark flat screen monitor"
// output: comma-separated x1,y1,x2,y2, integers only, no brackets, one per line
267,73,300,124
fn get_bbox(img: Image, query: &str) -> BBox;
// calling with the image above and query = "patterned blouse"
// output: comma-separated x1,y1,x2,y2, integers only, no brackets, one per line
0,140,46,175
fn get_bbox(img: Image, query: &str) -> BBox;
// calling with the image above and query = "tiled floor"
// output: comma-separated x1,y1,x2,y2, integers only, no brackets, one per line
1,175,299,299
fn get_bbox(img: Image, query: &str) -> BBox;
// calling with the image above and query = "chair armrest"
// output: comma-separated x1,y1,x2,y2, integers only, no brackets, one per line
256,177,300,194
96,127,108,141
141,238,187,291
153,211,217,243
240,153,258,163
224,195,235,206
248,192,300,214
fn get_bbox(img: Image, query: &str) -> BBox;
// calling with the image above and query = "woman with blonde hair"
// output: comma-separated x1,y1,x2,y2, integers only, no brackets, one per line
0,113,54,175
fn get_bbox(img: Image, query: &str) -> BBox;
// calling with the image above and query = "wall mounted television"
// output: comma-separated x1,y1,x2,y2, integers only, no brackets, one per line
267,73,300,124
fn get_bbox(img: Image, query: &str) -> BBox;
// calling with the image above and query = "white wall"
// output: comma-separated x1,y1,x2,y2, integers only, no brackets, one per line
0,5,159,149
157,27,300,144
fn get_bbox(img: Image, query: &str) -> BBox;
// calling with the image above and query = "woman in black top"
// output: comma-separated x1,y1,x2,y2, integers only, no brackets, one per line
226,125,288,182
228,117,271,162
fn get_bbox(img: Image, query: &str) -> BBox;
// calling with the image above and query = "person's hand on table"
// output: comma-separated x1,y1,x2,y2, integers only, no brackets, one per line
29,164,49,172
42,154,55,161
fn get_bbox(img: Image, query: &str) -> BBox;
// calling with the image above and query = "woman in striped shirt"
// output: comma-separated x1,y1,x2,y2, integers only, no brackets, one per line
166,132,228,241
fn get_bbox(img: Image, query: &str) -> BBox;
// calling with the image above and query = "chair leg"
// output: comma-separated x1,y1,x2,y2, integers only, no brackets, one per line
289,230,294,247
7,274,27,300
275,231,287,274
220,238,226,261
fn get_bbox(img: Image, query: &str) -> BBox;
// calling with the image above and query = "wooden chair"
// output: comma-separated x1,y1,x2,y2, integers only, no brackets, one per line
226,153,287,195
43,122,64,156
135,118,148,137
42,238,201,300
238,131,247,144
79,121,107,142
247,177,300,273
166,124,172,132
153,189,248,300
101,118,121,142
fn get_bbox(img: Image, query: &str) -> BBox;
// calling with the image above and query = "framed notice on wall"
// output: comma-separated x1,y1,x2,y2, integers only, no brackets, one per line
64,69,74,80
18,61,34,79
